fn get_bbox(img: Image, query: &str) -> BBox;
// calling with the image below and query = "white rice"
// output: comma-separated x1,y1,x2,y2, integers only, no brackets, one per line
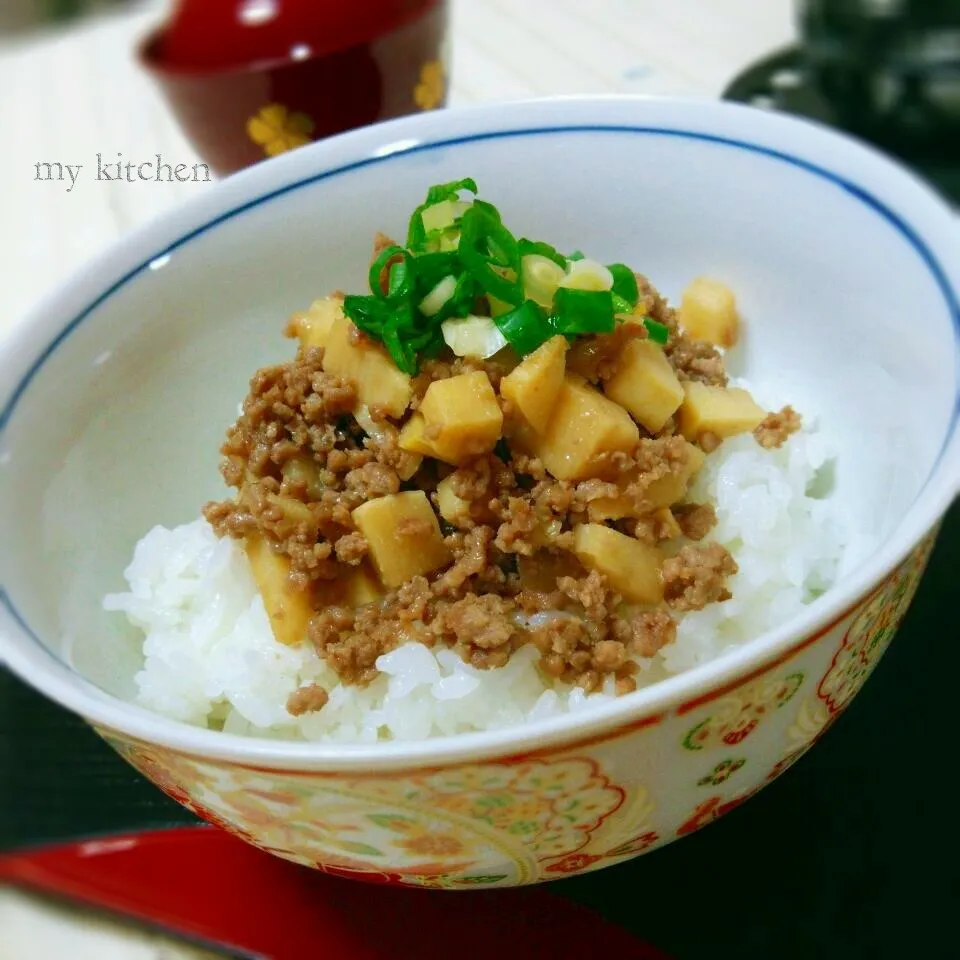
104,394,847,743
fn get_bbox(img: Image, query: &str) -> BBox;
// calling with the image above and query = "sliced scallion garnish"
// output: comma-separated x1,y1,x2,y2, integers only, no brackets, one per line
386,259,413,301
383,321,418,375
368,245,407,299
426,177,479,205
643,317,670,344
552,288,616,335
494,300,555,355
347,180,664,374
413,250,461,290
518,239,567,268
611,293,634,315
458,205,523,305
608,263,639,306
343,294,390,337
419,275,458,317
408,178,478,250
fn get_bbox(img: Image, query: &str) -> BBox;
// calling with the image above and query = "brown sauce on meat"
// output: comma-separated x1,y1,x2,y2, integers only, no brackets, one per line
205,245,788,708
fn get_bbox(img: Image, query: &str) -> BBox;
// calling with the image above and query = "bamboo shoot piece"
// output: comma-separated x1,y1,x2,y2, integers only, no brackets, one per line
245,536,313,646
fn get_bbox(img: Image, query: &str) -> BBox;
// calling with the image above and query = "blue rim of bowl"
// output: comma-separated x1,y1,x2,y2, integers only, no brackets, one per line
1,122,959,742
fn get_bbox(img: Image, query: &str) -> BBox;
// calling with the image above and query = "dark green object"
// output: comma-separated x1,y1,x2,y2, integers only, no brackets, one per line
458,204,523,306
552,288,616,335
608,264,640,307
407,178,477,250
723,1,960,205
800,0,960,148
518,239,568,268
46,0,92,20
493,299,554,355
642,317,670,344
45,1,130,22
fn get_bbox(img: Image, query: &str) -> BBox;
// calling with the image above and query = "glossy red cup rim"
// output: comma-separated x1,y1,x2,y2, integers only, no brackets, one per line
139,0,446,79
138,27,340,79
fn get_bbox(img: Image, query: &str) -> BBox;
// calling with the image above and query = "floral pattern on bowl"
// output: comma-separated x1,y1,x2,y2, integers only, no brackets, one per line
99,531,937,888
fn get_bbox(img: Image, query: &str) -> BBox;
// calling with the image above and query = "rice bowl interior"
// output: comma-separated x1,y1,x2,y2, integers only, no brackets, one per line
5,107,954,758
100,178,854,744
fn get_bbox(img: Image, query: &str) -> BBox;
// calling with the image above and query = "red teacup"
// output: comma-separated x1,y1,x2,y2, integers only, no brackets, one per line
140,0,450,177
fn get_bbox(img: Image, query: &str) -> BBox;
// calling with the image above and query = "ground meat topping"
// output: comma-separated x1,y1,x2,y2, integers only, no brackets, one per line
202,259,793,697
434,594,516,668
334,531,368,565
661,543,738,612
527,617,594,690
308,605,398,685
557,570,617,622
286,684,329,717
630,610,677,657
674,504,718,541
667,333,728,387
617,436,695,513
345,462,400,498
434,526,499,598
754,405,802,449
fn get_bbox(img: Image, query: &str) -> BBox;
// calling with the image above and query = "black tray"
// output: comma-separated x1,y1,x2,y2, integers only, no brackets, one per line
723,46,960,206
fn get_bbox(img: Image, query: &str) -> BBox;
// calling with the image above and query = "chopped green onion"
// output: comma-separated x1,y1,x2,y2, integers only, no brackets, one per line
494,300,555,355
342,294,391,337
447,272,478,316
611,293,634,315
350,179,658,375
425,178,478,205
441,314,507,358
383,319,418,375
368,245,410,299
608,264,639,306
419,275,458,317
388,303,420,339
413,251,461,290
434,227,461,252
387,260,413,301
408,179,479,250
643,317,670,344
561,259,614,292
552,288,615,335
518,239,567,268
521,254,565,308
421,199,470,235
471,198,503,223
458,206,523,305
419,334,446,359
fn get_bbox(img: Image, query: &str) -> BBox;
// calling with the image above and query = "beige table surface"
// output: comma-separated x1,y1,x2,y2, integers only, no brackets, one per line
0,1,793,956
